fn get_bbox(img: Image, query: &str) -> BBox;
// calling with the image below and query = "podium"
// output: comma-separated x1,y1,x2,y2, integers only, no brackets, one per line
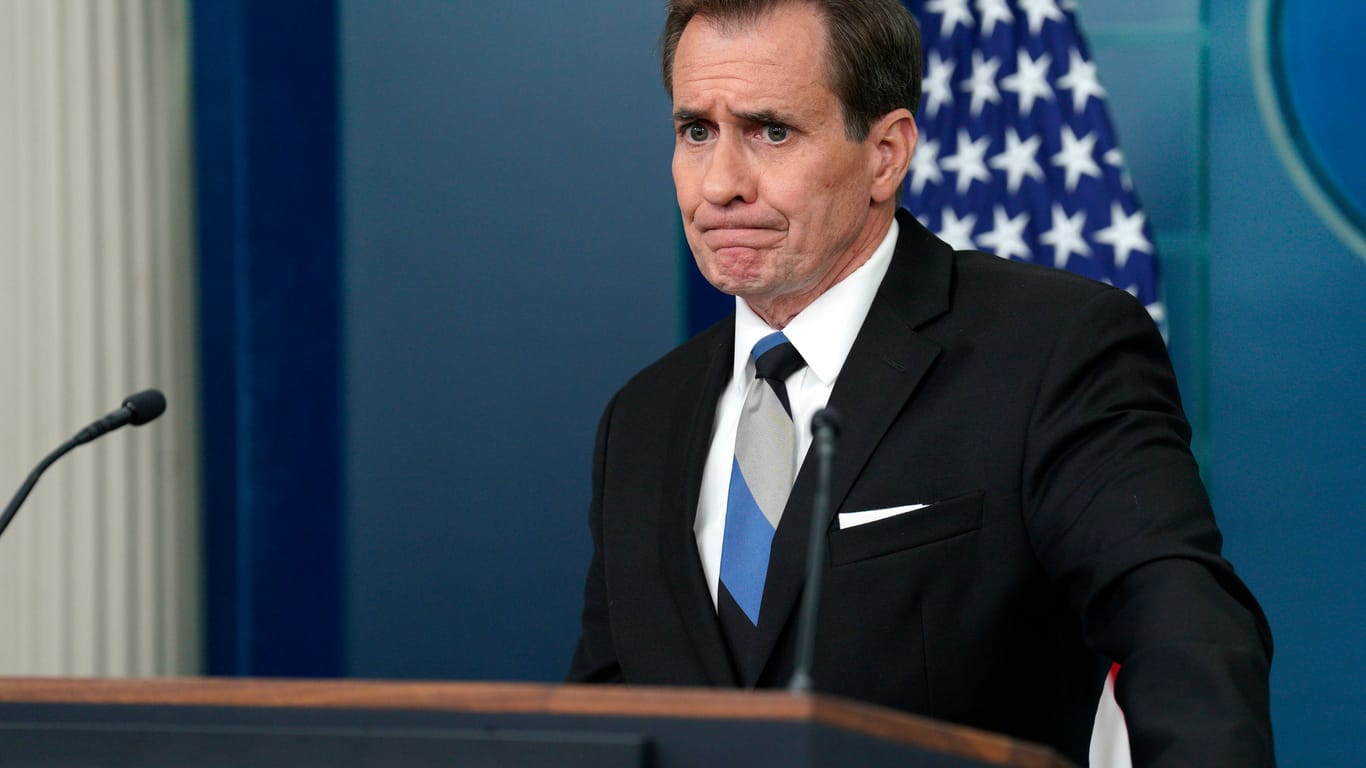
0,678,1073,767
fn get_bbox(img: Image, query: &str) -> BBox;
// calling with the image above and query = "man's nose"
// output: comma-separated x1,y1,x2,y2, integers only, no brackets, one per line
701,136,757,206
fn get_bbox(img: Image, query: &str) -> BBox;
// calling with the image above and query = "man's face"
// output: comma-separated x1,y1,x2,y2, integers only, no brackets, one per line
671,4,885,323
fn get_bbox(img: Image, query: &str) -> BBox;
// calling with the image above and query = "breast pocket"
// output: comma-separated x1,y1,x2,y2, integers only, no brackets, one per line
828,491,984,566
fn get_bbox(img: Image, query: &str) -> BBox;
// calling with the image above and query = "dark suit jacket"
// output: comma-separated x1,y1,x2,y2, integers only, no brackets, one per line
568,210,1273,767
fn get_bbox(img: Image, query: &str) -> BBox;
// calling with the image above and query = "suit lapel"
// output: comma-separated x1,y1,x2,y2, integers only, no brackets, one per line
657,320,740,686
746,211,956,686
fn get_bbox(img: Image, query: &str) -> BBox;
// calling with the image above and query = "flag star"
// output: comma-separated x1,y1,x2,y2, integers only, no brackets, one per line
899,0,1159,313
975,0,1014,37
1057,48,1106,113
1145,301,1167,330
908,139,944,195
937,207,978,250
922,52,955,118
1000,51,1054,114
926,0,975,37
960,51,1002,117
1094,203,1151,269
1039,204,1090,269
989,128,1045,194
941,129,993,194
1051,125,1102,192
977,206,1032,261
1018,0,1064,35
1104,147,1134,190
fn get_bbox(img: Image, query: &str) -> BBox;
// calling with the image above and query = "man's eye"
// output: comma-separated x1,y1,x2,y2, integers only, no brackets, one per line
763,124,790,143
685,124,710,142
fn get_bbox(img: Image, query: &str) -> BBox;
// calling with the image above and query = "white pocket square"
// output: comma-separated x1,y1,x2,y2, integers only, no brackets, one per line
838,503,929,530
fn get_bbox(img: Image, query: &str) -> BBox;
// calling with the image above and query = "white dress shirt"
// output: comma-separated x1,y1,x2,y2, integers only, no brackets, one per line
693,219,900,608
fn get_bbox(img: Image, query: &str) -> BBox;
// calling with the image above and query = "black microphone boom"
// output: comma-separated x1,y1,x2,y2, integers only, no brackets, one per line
0,389,167,541
789,406,841,693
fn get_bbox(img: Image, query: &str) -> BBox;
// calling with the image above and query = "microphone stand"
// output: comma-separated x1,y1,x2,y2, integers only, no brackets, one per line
0,438,83,540
789,407,840,693
0,390,166,541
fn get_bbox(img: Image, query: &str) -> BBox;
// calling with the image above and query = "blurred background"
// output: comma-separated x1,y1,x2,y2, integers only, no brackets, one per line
0,1,1361,766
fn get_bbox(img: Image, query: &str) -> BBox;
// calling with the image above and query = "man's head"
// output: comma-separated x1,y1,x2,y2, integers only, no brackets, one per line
663,0,923,141
663,0,922,327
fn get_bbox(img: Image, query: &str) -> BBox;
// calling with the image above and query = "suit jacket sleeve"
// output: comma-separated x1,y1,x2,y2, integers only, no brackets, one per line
566,392,624,683
1022,287,1274,766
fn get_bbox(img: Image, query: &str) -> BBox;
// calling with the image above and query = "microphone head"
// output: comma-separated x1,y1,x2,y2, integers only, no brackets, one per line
811,407,841,437
123,389,167,426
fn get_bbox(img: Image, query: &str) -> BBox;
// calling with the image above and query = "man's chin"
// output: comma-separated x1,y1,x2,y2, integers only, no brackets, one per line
696,247,773,285
699,241,769,263
696,264,768,298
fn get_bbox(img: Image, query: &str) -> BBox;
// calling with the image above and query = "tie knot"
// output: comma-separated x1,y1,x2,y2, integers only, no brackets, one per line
751,333,806,382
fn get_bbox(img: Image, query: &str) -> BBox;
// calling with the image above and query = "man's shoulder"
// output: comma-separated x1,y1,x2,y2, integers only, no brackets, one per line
944,249,1150,327
954,249,1115,300
891,209,1132,318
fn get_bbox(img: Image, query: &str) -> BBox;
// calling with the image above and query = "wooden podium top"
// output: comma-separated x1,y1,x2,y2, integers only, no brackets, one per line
0,677,1072,768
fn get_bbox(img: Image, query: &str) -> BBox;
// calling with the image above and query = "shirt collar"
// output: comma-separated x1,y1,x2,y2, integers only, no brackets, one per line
732,217,900,388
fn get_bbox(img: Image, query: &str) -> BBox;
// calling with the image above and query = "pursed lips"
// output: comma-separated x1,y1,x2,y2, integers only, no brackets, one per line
698,225,784,252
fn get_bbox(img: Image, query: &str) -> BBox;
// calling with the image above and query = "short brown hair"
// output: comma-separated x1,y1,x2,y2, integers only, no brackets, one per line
661,0,923,141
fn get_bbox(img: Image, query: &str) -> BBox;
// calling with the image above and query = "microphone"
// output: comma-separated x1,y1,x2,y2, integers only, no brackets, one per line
0,389,167,541
73,389,167,445
789,407,841,693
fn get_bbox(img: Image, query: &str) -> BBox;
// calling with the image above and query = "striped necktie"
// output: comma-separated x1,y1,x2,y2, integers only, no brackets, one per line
718,331,806,681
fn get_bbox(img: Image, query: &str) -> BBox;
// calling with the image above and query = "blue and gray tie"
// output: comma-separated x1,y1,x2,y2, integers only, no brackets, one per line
718,332,807,680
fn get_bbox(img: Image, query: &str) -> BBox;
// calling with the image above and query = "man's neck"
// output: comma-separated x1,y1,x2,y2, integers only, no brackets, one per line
744,206,897,329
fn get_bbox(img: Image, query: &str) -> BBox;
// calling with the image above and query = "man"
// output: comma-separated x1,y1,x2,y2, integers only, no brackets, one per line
568,1,1274,765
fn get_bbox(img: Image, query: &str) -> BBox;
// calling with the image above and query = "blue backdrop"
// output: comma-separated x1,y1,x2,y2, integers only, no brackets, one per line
1209,2,1366,764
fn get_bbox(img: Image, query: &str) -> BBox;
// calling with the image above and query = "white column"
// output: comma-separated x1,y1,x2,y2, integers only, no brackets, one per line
0,0,200,677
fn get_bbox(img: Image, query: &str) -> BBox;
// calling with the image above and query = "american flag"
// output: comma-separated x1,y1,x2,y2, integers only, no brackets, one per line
902,0,1163,328
901,3,1142,765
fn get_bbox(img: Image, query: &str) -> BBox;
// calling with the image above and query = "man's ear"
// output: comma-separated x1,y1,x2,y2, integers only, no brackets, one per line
869,109,918,204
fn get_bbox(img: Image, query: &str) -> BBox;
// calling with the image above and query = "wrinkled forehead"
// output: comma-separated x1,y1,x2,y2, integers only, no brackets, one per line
673,4,833,90
686,1,830,52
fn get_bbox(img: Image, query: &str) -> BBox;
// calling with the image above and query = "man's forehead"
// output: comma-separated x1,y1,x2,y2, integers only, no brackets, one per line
670,73,829,123
675,5,828,67
670,6,832,112
685,0,826,40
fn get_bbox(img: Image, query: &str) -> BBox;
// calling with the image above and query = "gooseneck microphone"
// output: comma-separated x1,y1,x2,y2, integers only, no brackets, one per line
0,389,166,541
789,407,841,693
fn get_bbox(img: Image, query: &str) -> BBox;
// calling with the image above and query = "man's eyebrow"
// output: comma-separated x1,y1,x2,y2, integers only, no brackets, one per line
734,109,798,126
672,107,802,126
